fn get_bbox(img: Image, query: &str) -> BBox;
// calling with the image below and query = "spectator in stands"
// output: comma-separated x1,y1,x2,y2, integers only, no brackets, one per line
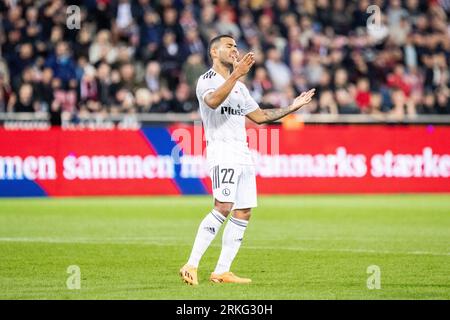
73,27,92,60
118,63,139,92
265,46,291,91
387,64,412,97
135,87,152,113
179,7,198,34
389,88,412,120
45,42,77,88
157,31,184,90
435,86,450,114
304,54,323,87
96,62,113,108
388,0,410,28
250,66,273,104
52,78,77,116
8,43,35,86
0,72,12,113
355,78,372,114
161,7,183,42
184,29,206,58
139,10,162,62
316,71,338,115
215,0,237,23
198,4,217,46
144,61,165,94
35,67,54,113
182,53,208,97
147,89,171,113
419,90,435,114
10,83,38,113
0,0,448,122
80,65,99,104
171,82,196,113
370,92,384,116
333,68,359,114
89,30,117,65
387,64,417,115
215,9,241,40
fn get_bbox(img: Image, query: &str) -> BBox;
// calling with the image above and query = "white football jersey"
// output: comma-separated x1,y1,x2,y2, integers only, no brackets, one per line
196,68,259,167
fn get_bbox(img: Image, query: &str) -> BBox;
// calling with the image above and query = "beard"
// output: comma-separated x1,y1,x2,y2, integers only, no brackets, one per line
219,57,234,72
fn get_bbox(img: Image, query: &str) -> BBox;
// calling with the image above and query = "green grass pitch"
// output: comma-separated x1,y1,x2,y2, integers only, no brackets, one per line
0,195,449,300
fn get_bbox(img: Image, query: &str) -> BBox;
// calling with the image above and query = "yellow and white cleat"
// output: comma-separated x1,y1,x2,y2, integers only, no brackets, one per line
179,264,198,286
210,272,252,284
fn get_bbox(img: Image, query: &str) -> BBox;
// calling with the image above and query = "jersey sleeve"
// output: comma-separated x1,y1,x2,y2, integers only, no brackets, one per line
196,76,218,104
241,84,259,115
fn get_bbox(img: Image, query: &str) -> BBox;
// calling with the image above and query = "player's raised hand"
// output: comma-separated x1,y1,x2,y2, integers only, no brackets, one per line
292,89,316,110
233,52,255,78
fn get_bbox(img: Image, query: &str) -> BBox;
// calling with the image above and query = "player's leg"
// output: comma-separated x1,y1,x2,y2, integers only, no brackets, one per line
185,200,232,268
211,165,257,284
210,207,252,284
180,201,232,285
180,165,238,285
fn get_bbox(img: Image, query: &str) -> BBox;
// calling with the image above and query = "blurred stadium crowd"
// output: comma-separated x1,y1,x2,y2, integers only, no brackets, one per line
0,0,449,124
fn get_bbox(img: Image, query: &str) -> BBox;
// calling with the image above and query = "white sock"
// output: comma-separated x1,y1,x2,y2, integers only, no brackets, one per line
214,216,248,274
187,209,226,268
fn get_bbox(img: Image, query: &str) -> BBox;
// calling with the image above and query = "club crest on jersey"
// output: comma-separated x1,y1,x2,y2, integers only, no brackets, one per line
221,104,244,116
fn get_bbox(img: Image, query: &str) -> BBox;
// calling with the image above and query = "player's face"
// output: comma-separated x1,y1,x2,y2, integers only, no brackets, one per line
217,38,239,68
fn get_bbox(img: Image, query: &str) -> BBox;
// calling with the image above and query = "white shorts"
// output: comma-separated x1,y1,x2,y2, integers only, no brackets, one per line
209,164,257,209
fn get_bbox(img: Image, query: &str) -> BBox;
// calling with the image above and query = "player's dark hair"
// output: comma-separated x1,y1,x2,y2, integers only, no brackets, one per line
208,34,234,60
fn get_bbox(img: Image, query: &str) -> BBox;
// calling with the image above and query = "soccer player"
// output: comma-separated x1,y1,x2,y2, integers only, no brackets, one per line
180,35,315,285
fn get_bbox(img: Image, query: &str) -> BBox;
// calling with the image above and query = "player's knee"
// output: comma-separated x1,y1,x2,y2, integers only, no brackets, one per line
233,208,252,221
215,205,231,217
214,200,233,217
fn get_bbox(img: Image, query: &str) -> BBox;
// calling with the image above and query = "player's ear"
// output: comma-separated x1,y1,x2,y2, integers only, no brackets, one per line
210,46,217,59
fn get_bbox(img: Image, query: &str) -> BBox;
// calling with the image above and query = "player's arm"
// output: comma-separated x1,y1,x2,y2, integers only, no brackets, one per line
246,89,316,124
204,53,255,109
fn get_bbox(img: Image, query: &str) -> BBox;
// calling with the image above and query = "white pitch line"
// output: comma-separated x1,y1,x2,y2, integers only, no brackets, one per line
245,245,450,257
0,237,449,257
0,236,180,244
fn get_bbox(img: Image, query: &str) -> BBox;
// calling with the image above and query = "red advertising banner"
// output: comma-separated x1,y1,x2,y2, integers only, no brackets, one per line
0,125,449,197
249,125,450,193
